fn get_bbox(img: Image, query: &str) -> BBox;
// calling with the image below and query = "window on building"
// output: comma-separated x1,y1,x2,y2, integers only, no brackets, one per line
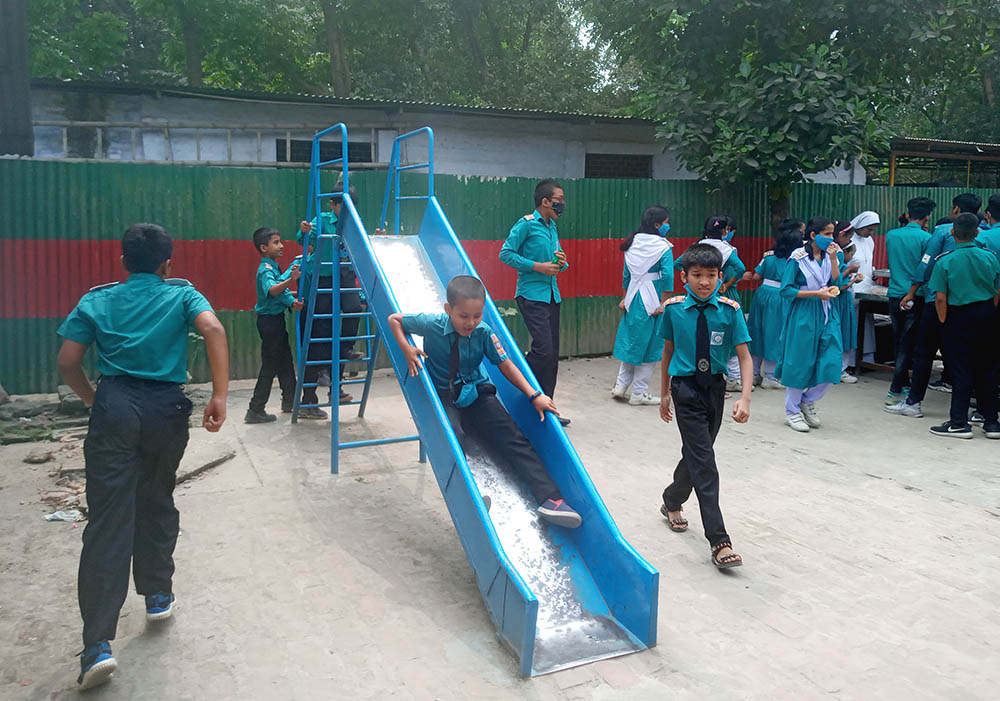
584,153,653,179
275,139,373,164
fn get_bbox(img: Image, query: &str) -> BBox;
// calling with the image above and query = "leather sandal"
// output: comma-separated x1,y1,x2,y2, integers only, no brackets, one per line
659,504,688,532
711,541,743,569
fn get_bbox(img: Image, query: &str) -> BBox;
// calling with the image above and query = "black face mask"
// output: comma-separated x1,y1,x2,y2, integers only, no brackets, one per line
551,201,566,216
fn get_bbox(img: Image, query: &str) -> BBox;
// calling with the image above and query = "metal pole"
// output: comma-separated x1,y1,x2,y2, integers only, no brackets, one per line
331,229,342,474
889,153,896,187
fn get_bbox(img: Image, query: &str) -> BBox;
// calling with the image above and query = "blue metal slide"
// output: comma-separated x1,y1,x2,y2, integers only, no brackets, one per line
331,126,658,676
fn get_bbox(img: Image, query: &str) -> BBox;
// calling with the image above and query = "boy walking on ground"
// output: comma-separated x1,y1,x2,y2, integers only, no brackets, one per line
499,179,571,426
388,275,582,527
927,213,1000,439
56,224,229,690
246,227,303,423
658,244,752,569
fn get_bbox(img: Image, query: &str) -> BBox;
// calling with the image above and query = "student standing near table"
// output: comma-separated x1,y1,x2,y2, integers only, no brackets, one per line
500,179,571,426
884,197,934,406
848,211,880,365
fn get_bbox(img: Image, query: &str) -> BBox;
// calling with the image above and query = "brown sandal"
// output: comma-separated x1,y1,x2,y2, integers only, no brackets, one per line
660,504,688,532
711,541,743,569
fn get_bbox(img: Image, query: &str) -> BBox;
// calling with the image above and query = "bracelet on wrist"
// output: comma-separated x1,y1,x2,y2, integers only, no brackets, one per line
528,390,542,402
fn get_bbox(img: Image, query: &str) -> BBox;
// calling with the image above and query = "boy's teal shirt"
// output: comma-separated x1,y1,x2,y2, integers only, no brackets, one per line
255,257,296,314
978,221,1000,259
400,313,508,393
660,287,751,377
57,273,214,384
499,210,568,303
885,222,930,298
928,241,1000,307
296,210,339,279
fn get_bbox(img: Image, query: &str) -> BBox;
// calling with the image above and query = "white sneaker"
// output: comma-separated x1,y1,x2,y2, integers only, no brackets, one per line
785,412,810,432
725,378,742,392
799,402,821,428
883,400,923,418
610,384,629,401
840,371,858,384
629,392,661,406
760,376,784,390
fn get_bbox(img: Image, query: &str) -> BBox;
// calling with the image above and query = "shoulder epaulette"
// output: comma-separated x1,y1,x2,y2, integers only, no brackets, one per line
762,250,773,257
791,248,809,260
934,250,954,261
164,278,193,287
89,281,119,292
522,213,536,221
720,296,741,310
664,295,685,305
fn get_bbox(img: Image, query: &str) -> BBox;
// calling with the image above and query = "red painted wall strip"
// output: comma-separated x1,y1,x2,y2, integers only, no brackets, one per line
4,235,889,319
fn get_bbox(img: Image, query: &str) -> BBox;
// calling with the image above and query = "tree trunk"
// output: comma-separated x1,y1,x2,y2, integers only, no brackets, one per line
767,181,791,232
322,1,352,97
0,0,34,156
175,1,203,86
452,0,487,84
983,71,996,109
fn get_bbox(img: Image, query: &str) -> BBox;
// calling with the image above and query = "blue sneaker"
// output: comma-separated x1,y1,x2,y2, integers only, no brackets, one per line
145,592,175,621
537,499,582,528
77,641,116,690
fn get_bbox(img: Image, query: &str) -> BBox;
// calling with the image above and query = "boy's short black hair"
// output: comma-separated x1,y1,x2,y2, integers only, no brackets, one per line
252,226,280,253
952,212,979,241
906,196,936,221
533,179,562,208
122,223,172,273
682,243,724,272
934,216,954,228
953,192,982,214
446,275,486,305
330,182,359,204
987,193,1000,220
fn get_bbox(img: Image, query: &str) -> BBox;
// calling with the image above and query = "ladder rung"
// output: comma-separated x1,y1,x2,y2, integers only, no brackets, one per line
341,312,372,318
397,195,429,201
341,378,368,386
341,334,376,341
297,402,332,409
309,314,336,319
342,357,369,364
397,162,430,171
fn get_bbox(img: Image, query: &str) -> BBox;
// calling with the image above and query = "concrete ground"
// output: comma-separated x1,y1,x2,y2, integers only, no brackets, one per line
1,356,998,700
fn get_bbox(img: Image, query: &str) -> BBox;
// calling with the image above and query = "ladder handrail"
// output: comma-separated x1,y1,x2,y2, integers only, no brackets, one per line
378,127,435,235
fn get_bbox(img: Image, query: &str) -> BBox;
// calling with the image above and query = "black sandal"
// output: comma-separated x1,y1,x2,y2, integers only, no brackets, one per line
711,541,743,569
659,504,688,532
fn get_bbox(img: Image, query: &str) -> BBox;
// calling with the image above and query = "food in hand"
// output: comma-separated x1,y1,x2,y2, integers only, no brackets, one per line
827,286,840,297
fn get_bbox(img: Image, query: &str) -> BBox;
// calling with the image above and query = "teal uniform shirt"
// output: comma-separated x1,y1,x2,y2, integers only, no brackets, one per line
978,222,1000,259
747,252,789,362
400,313,509,394
911,223,960,303
255,257,296,314
834,251,857,352
57,274,214,384
296,210,339,282
886,222,930,298
928,242,1000,307
660,287,751,377
499,210,568,303
612,243,674,365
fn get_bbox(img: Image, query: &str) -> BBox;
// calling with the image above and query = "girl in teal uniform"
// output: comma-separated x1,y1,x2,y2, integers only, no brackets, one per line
747,222,802,389
775,216,843,432
832,220,865,383
612,205,674,406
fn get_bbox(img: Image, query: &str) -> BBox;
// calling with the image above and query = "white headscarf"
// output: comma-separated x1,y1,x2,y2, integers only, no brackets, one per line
850,211,880,230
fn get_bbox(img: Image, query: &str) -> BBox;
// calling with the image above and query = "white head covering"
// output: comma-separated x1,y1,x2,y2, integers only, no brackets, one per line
850,211,881,229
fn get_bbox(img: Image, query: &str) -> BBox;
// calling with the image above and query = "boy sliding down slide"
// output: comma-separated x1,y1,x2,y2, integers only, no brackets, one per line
388,275,582,527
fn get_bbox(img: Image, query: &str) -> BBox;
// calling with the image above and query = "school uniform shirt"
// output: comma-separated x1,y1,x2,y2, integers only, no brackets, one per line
774,248,843,389
747,251,789,362
57,273,214,384
911,222,960,303
978,222,1000,259
928,242,1000,307
834,251,858,352
613,237,673,365
659,287,751,377
255,257,296,314
400,313,509,393
296,210,339,281
885,222,930,298
849,233,876,293
499,210,568,303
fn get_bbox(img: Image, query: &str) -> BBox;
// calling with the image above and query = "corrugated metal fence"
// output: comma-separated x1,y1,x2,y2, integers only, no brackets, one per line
2,159,992,393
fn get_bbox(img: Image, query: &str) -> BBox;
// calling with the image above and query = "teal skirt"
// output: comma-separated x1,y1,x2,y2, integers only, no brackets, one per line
613,300,665,365
747,284,787,362
834,288,857,352
775,297,843,389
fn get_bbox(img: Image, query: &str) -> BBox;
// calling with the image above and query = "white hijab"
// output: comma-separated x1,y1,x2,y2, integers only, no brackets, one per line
623,234,672,315
699,238,735,266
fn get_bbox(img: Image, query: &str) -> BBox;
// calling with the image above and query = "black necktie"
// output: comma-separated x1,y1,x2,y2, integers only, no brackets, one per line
448,336,460,400
695,305,711,388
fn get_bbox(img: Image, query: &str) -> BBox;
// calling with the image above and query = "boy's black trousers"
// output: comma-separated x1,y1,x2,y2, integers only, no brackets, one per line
942,300,999,427
662,374,731,548
439,385,560,505
250,312,296,412
515,296,560,398
298,273,363,405
79,376,192,647
906,302,949,405
888,298,924,395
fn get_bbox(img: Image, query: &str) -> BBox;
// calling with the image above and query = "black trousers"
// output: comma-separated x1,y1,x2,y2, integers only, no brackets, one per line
515,296,560,398
298,273,363,404
250,312,296,412
943,300,999,427
439,385,560,505
79,376,192,646
662,375,730,548
906,302,946,405
889,297,924,394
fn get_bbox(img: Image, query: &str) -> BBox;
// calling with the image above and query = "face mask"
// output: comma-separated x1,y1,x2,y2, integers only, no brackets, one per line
814,234,834,251
725,230,735,243
684,279,722,300
551,201,566,216
658,223,671,236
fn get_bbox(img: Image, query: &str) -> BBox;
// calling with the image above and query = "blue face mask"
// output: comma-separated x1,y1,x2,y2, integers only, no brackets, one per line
658,222,671,237
684,279,722,301
725,230,735,243
814,234,834,251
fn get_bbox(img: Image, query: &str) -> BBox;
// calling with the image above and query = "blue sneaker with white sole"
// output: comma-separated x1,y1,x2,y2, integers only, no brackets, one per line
145,592,175,621
77,640,116,690
537,499,582,528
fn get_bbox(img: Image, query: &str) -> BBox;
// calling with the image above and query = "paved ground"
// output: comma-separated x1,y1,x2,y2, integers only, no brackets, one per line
2,356,998,700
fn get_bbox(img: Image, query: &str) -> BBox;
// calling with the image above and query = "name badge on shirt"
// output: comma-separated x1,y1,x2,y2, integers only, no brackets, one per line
710,331,725,346
921,254,931,264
